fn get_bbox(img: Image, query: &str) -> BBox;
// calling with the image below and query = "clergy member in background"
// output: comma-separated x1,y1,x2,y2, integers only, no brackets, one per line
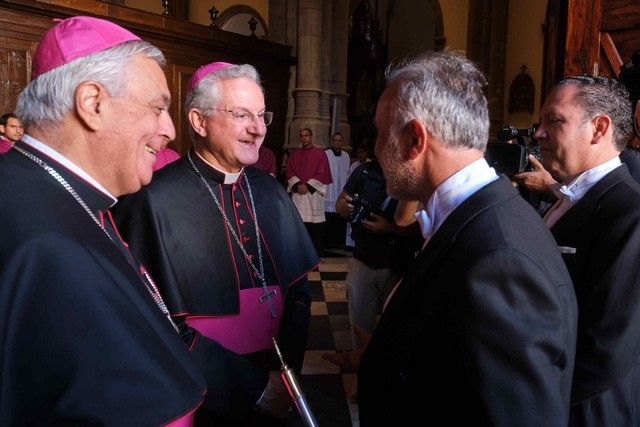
253,144,277,176
324,132,350,250
115,61,317,425
0,113,23,153
0,16,207,424
286,127,332,254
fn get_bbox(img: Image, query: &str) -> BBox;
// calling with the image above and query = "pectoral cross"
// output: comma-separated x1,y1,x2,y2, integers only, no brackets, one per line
259,283,277,318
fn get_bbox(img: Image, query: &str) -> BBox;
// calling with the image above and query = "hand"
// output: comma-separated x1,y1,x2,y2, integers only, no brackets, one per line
512,155,558,194
322,325,372,370
361,212,395,234
297,183,309,194
336,194,355,218
255,371,292,419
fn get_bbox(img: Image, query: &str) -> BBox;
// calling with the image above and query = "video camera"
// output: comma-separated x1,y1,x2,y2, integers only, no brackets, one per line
484,125,543,175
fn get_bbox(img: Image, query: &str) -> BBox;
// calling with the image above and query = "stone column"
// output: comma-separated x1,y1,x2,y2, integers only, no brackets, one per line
289,0,324,147
331,0,351,151
318,0,333,147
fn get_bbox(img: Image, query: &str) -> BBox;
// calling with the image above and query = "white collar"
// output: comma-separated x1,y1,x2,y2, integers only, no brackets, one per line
550,156,621,202
195,151,243,184
415,158,499,241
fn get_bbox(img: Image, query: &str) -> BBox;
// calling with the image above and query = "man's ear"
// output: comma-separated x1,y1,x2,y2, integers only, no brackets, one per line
406,118,429,160
0,125,5,134
75,81,105,131
592,114,612,144
188,108,208,138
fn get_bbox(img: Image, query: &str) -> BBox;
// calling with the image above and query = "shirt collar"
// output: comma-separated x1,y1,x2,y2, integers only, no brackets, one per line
415,158,499,240
21,134,118,206
550,156,621,202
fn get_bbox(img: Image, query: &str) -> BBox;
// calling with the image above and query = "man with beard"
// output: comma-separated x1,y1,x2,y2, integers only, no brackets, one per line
357,51,578,426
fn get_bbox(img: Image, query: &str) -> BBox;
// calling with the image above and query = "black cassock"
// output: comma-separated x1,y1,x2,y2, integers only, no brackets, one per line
114,150,317,420
0,142,206,425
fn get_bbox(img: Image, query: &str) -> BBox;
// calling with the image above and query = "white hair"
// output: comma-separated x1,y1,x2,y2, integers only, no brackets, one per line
386,50,489,151
16,40,165,128
184,64,262,143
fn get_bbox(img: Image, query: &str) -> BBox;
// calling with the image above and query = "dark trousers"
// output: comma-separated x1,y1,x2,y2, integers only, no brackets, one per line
324,212,347,250
304,222,325,256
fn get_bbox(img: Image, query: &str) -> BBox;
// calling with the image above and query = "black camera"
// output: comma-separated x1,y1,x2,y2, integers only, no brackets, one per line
485,125,543,175
348,193,373,224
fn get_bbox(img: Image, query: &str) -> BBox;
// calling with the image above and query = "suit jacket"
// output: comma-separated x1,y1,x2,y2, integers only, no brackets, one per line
358,176,577,426
550,165,640,426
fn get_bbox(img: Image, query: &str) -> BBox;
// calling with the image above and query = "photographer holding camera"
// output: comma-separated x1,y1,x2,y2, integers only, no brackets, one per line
484,125,558,213
336,159,418,350
512,50,640,201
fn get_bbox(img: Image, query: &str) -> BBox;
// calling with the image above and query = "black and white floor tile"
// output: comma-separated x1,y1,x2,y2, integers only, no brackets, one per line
297,254,359,427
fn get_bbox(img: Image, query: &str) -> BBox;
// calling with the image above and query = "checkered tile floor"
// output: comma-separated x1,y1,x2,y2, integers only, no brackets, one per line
297,254,359,427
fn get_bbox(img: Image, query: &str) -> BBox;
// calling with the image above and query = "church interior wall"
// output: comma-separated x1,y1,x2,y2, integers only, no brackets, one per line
503,0,547,128
440,0,470,52
124,0,269,28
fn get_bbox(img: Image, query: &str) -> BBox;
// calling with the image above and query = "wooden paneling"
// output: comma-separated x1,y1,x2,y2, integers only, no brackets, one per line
599,1,640,80
0,37,33,114
0,0,295,157
564,0,602,77
544,0,640,97
601,0,640,32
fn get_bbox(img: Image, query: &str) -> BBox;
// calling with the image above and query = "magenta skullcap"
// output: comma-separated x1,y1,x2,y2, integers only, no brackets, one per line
32,16,141,79
187,62,234,93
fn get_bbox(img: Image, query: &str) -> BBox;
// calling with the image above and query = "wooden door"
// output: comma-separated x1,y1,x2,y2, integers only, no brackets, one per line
543,0,640,96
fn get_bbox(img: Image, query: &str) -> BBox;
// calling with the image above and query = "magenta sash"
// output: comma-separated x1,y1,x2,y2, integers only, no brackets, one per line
186,286,284,354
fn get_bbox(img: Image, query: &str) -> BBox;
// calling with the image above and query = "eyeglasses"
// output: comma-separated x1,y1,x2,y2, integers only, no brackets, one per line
211,108,273,126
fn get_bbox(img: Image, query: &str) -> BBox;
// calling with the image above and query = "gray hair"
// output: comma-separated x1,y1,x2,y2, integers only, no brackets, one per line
184,64,262,142
385,50,489,151
185,64,261,114
16,40,165,128
556,75,632,151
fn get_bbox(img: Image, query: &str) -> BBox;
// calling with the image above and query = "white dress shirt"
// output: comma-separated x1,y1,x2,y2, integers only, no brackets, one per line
384,158,499,311
543,156,621,228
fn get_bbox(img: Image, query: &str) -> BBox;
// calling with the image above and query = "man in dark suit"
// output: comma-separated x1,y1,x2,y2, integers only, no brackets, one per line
536,75,640,426
357,51,578,426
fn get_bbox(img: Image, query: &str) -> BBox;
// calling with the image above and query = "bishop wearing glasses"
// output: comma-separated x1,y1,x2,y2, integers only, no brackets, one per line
115,62,317,424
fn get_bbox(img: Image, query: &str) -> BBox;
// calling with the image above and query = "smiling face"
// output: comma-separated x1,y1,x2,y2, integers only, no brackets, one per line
193,77,266,172
101,54,174,196
535,84,595,183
